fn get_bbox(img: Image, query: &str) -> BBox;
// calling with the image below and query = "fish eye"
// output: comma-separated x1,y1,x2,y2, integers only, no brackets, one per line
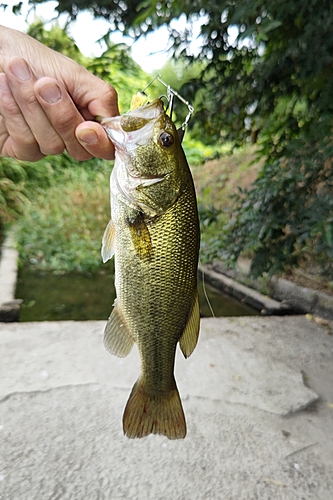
158,131,174,148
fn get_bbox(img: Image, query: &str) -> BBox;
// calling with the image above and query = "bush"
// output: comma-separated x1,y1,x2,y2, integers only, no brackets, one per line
221,119,333,277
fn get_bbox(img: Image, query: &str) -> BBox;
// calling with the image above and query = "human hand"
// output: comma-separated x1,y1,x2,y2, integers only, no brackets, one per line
0,25,119,161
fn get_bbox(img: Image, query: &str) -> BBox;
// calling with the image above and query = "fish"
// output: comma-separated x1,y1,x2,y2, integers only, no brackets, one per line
101,98,200,439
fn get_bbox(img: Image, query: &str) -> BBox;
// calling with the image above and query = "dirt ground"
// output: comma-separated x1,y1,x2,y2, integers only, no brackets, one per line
191,148,262,210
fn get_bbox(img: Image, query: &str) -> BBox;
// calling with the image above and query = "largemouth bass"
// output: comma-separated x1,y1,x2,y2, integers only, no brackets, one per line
101,98,200,439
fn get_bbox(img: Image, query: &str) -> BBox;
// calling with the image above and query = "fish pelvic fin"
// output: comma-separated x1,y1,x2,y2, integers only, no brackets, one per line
104,301,135,357
123,377,186,440
101,219,115,263
179,290,200,359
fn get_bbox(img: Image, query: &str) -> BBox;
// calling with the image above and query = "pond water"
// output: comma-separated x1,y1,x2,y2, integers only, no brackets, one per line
15,264,258,321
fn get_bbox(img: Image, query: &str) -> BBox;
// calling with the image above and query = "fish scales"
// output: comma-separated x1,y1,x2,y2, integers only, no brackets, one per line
117,186,198,391
101,98,200,439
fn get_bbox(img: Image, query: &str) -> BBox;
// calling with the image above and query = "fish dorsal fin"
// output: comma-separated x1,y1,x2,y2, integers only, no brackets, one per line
126,213,153,260
101,219,115,263
104,301,135,357
179,290,200,359
177,127,185,143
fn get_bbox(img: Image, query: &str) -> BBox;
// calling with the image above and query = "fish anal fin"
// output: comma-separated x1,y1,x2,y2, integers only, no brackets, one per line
123,377,186,440
101,219,116,263
104,302,134,357
126,213,153,260
179,290,200,359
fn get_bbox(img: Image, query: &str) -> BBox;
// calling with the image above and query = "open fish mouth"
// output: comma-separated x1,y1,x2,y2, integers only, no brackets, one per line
123,98,165,120
100,104,164,151
100,99,164,138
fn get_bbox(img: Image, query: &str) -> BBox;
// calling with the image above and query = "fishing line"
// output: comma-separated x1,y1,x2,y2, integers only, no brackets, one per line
200,261,215,318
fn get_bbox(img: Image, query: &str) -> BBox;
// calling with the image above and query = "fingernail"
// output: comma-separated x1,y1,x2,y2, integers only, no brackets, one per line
39,83,62,104
78,129,98,145
0,75,10,91
10,58,32,81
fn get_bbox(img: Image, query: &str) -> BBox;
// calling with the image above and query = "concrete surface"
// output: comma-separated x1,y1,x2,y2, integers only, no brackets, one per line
0,234,17,305
0,234,22,322
1,316,333,499
270,277,333,320
0,234,21,322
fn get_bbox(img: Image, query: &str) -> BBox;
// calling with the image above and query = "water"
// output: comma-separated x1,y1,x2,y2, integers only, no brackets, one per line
197,278,258,317
15,265,258,321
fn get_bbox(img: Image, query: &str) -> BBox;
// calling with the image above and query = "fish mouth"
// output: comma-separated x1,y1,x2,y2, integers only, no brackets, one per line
100,99,165,144
123,98,165,120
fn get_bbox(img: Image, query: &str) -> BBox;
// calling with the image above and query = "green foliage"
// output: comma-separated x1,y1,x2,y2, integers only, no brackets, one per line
18,0,333,274
0,154,72,233
182,134,225,166
198,203,220,228
15,163,112,272
107,0,333,276
27,19,87,64
5,3,333,274
0,159,28,234
0,150,96,234
223,121,333,277
85,40,152,112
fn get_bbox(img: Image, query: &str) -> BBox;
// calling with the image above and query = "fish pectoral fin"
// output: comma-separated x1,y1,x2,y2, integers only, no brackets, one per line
101,219,115,263
126,213,153,260
179,290,200,359
104,302,135,357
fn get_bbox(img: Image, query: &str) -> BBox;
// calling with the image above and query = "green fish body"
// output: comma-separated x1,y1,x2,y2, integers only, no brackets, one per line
101,99,200,439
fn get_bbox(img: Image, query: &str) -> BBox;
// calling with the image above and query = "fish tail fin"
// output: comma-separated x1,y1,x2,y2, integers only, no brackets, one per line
123,377,186,440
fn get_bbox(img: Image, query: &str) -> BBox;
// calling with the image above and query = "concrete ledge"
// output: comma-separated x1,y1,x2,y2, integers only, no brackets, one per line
0,233,21,322
212,261,333,320
199,265,292,315
270,276,333,320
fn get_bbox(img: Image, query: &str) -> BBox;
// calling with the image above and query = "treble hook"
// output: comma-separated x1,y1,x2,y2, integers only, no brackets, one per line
156,76,194,131
140,74,194,138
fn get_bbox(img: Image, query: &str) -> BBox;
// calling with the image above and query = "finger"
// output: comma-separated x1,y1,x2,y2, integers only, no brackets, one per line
85,83,119,120
60,63,119,120
0,72,44,161
75,121,115,160
35,77,93,161
5,57,65,157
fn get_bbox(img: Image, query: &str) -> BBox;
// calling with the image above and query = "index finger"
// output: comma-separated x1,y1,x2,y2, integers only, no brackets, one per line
85,88,119,121
35,77,93,161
